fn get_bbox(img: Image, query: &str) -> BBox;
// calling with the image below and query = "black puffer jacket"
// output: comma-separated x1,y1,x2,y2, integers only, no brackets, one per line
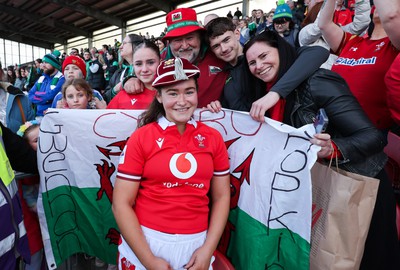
283,68,387,177
103,67,129,104
87,59,105,91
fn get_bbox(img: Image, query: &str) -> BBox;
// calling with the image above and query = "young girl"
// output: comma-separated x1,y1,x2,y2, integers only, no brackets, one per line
107,40,160,109
112,58,230,270
60,78,101,109
17,120,44,270
52,55,107,109
17,120,39,151
17,120,40,210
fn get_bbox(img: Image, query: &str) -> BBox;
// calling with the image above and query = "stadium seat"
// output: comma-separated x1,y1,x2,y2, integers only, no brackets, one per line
213,250,235,270
383,131,400,240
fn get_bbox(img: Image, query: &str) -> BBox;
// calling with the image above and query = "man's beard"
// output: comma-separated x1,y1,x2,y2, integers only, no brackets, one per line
175,48,199,64
44,66,56,75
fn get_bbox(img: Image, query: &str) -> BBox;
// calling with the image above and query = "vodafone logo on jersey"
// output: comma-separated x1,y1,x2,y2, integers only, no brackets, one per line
169,153,197,179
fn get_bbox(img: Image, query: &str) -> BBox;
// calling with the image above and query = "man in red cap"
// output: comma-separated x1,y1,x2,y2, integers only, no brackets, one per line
160,7,227,108
116,8,227,108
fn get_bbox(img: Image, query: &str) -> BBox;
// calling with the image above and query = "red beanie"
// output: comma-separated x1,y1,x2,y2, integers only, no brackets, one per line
62,55,87,78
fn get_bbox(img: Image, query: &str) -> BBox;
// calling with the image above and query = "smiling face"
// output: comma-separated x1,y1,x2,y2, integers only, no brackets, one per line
209,30,241,66
246,41,279,83
65,85,89,109
169,31,202,63
133,47,160,88
157,78,198,132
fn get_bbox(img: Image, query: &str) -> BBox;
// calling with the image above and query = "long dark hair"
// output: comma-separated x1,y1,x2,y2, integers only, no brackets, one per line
138,92,164,128
7,66,16,84
243,30,297,100
127,34,144,49
133,40,160,60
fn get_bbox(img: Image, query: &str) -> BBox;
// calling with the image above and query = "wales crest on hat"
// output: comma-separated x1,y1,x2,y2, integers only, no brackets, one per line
172,12,182,22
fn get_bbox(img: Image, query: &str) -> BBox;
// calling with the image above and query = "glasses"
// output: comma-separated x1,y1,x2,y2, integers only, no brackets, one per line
274,19,289,25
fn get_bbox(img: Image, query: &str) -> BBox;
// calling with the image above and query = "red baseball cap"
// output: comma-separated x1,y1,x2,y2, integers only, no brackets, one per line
152,57,200,87
163,8,205,40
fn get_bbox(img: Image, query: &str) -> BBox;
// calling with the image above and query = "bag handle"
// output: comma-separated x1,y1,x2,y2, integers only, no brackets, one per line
327,142,339,171
16,96,27,123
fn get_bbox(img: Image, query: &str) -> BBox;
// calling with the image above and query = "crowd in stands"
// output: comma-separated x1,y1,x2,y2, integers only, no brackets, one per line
0,0,399,269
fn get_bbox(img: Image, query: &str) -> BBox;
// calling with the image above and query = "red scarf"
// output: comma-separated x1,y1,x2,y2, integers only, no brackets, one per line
267,82,286,122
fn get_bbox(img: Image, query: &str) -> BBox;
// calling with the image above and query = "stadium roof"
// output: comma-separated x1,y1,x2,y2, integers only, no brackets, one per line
0,0,196,49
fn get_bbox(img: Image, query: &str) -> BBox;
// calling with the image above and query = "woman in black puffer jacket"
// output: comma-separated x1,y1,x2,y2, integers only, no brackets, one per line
244,30,400,270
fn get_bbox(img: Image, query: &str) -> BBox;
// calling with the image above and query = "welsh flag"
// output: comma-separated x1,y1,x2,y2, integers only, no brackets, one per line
37,109,318,269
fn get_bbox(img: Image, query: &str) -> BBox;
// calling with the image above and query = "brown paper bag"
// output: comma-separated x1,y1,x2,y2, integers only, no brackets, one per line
310,162,379,270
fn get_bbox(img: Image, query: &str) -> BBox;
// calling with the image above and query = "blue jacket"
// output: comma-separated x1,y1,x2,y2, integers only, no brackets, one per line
28,71,65,117
6,90,35,133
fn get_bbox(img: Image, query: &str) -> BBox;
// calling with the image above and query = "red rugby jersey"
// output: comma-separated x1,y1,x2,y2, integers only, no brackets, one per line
117,117,230,234
332,34,399,129
107,87,156,109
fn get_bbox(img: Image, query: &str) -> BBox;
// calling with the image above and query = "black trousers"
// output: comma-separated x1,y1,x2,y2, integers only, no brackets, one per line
360,169,400,270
